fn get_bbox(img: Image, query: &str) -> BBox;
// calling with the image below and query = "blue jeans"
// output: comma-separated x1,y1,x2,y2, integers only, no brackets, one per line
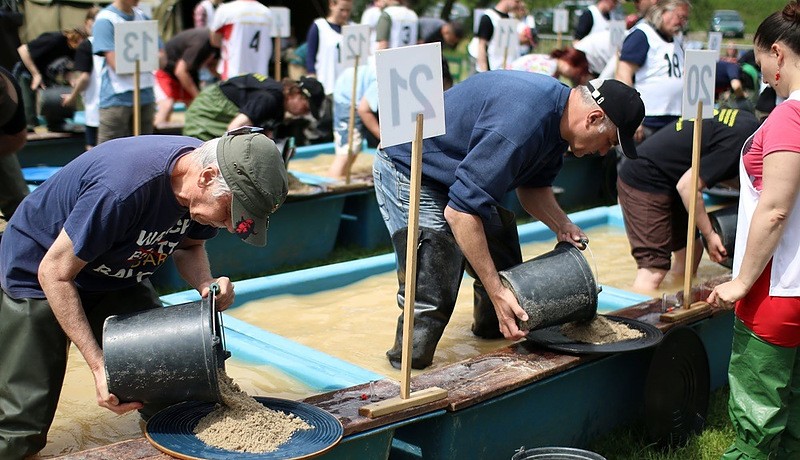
372,148,450,238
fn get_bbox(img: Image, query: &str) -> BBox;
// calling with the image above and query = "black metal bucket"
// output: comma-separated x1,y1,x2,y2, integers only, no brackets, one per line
511,447,607,459
39,85,75,132
499,242,599,331
103,296,228,404
701,205,737,269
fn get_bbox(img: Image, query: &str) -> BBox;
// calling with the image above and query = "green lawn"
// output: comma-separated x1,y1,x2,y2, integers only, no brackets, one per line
590,386,735,459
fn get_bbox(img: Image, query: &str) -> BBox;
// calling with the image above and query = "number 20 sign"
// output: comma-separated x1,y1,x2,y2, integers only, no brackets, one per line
376,43,445,148
682,50,717,119
113,20,159,74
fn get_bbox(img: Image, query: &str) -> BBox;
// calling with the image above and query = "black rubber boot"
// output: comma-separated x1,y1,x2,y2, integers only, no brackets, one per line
467,207,522,339
386,227,465,370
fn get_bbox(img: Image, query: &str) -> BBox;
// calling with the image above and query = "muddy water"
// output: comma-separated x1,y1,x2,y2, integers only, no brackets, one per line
288,151,375,178
39,226,729,456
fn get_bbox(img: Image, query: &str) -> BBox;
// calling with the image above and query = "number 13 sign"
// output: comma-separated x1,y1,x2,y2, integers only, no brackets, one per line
376,43,445,148
114,20,159,74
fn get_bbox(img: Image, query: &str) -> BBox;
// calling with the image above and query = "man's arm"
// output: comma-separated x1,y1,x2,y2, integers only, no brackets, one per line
174,59,200,98
476,38,489,72
171,237,234,310
226,113,255,133
517,185,586,246
675,171,726,262
615,59,638,86
357,96,380,139
17,44,43,90
62,72,91,107
38,229,144,415
444,205,528,340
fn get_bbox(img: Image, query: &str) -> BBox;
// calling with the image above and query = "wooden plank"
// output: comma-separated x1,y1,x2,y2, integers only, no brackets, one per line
660,301,713,323
359,386,448,418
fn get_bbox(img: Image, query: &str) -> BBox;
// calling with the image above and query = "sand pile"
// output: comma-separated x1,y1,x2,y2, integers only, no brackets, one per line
560,315,644,344
194,372,312,453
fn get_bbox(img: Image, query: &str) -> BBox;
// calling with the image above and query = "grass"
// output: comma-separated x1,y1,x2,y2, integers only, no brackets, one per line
590,386,735,459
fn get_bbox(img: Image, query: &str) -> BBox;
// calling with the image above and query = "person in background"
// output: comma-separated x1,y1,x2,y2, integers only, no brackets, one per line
513,2,538,56
574,0,619,41
615,0,690,142
360,0,385,53
92,0,158,144
618,109,760,292
574,29,616,79
374,73,644,369
507,47,591,86
305,0,352,95
469,0,521,72
0,66,28,224
210,0,272,81
193,0,221,29
418,17,465,50
328,61,376,180
14,27,88,130
715,60,753,112
721,41,740,63
153,28,218,126
707,3,800,459
183,74,324,141
0,130,288,459
375,0,418,50
625,0,657,29
61,7,101,151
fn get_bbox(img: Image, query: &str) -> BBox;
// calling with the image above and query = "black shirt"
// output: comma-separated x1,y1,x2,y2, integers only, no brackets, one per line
73,39,94,74
619,109,760,194
219,74,284,129
162,28,215,82
27,32,75,82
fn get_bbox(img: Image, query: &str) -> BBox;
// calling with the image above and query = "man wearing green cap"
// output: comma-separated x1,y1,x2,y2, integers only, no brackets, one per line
0,128,287,458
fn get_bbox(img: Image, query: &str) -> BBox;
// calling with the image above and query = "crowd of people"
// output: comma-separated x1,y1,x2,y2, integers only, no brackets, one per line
1,0,799,459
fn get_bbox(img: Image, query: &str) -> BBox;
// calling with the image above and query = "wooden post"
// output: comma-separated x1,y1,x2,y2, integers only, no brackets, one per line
661,101,712,322
274,37,282,80
133,60,140,136
345,55,360,185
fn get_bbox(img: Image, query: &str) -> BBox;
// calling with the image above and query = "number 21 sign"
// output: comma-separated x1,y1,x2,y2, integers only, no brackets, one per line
376,43,445,148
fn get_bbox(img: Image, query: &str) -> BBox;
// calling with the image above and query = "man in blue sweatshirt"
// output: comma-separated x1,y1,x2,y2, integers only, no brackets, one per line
375,72,644,369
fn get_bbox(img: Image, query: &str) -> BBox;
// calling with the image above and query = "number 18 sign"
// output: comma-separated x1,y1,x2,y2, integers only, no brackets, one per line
376,43,445,148
682,50,717,119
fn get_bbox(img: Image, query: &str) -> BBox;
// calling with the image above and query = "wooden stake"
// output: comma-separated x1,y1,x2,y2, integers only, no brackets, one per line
345,55,360,185
274,36,281,81
360,114,447,418
133,60,140,136
661,102,712,323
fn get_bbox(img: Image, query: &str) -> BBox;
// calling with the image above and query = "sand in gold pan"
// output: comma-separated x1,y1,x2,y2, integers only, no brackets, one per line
560,315,644,344
194,371,313,453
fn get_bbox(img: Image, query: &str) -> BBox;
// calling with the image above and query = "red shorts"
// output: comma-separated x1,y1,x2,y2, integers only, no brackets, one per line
154,69,193,104
736,260,800,347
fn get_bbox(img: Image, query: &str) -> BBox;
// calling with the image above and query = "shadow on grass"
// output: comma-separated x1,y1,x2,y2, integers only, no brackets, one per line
590,386,734,460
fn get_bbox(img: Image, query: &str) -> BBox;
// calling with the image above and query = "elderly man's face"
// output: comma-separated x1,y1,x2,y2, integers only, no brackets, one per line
190,185,234,232
570,116,619,158
661,5,689,37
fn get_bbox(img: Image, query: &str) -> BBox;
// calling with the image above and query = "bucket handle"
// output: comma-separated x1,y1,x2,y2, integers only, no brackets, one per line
208,283,229,360
580,238,603,294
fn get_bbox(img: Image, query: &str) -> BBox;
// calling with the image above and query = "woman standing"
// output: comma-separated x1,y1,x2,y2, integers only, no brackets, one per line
707,2,800,459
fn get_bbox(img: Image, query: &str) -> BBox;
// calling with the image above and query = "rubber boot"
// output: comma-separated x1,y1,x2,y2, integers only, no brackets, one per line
386,227,465,370
467,207,522,339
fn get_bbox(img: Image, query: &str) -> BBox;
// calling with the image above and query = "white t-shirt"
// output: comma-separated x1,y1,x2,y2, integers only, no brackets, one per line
211,0,273,80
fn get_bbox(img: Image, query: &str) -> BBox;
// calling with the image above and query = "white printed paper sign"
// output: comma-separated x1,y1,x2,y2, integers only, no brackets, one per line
114,20,159,74
270,7,290,38
340,24,371,67
682,50,717,120
376,43,445,148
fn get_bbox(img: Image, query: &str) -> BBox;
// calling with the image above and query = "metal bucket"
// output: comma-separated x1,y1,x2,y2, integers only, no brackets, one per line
702,205,737,269
512,447,607,459
103,296,228,404
499,242,599,331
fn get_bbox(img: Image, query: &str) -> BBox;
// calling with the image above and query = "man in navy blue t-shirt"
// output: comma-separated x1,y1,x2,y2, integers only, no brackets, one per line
375,72,645,369
0,130,288,459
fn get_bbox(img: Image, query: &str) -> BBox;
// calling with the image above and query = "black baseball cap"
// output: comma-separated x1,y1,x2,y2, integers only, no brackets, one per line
586,78,645,159
297,76,325,119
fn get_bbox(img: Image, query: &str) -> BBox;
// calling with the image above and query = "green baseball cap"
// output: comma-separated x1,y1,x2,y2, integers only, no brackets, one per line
216,130,288,246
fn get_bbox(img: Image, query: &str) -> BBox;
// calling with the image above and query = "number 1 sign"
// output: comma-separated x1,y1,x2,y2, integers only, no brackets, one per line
682,50,717,119
376,43,445,148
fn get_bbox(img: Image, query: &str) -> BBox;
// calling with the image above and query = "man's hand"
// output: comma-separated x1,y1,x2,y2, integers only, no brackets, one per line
92,365,143,415
490,285,529,340
703,231,728,263
201,277,234,310
706,278,749,309
557,222,588,249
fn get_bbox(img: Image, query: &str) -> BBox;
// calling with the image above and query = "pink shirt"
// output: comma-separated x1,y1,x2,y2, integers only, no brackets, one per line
743,99,800,190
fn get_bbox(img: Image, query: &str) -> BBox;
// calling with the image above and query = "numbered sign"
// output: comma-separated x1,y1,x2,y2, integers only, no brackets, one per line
707,32,723,54
340,24,371,67
609,20,626,50
473,8,485,34
114,20,159,74
494,19,519,59
682,50,717,119
553,9,569,34
270,7,290,38
376,43,445,148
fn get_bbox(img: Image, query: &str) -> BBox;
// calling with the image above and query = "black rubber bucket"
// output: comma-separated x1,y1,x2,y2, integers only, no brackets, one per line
499,242,599,331
701,205,737,269
511,447,607,459
103,296,228,404
39,85,74,132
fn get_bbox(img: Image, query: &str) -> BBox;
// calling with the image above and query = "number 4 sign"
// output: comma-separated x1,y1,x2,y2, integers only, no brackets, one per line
376,43,445,148
113,20,159,74
682,50,717,119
